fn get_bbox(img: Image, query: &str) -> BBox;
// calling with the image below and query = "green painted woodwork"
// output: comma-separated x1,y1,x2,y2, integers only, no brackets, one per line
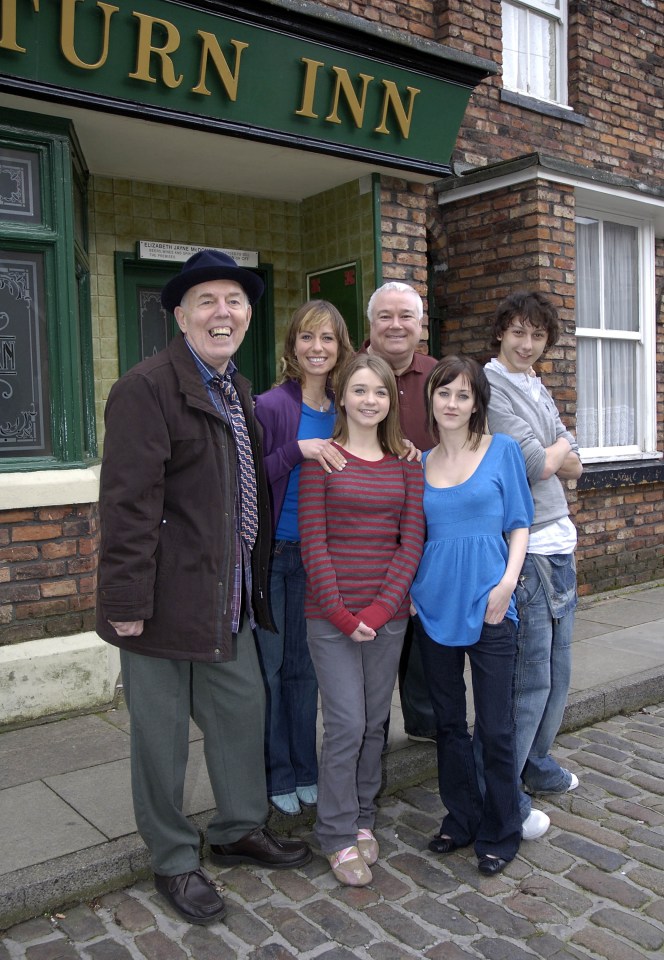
306,261,363,350
0,110,94,470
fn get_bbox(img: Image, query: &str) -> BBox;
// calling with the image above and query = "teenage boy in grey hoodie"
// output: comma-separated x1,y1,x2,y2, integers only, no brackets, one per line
485,291,583,841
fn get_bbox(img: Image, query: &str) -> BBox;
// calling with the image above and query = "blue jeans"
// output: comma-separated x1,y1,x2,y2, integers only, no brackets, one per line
254,541,318,796
514,552,577,820
416,616,521,862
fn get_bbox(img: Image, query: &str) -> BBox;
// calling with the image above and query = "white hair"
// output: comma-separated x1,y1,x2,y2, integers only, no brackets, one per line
180,283,250,309
367,282,424,324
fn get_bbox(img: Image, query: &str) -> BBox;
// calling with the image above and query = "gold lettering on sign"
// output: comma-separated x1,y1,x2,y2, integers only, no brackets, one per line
324,67,374,128
191,32,248,98
374,80,420,137
0,0,39,53
129,12,183,88
295,57,324,118
60,0,118,70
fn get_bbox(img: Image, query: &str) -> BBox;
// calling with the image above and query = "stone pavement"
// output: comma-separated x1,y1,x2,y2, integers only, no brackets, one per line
2,704,664,960
1,581,663,955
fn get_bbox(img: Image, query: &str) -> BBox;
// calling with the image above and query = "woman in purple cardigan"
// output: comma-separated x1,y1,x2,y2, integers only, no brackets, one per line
254,301,354,816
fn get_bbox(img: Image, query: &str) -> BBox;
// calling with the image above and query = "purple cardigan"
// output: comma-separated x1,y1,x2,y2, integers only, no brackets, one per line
254,379,334,534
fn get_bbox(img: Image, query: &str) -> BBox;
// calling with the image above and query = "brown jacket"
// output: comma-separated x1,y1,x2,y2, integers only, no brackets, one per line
96,334,273,662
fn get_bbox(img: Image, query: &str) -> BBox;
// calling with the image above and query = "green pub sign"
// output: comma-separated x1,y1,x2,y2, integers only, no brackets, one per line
0,0,484,173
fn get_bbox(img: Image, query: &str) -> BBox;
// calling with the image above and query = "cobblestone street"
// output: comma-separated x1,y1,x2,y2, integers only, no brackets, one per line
2,703,664,960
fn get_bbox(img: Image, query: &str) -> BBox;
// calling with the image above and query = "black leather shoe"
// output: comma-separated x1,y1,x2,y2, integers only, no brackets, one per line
478,855,508,876
154,868,226,924
428,834,460,854
210,826,311,869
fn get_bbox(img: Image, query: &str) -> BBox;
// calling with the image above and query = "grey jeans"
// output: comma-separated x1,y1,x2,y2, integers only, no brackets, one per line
306,617,407,854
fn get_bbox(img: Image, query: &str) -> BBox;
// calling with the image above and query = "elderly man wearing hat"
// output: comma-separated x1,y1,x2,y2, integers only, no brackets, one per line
97,250,311,925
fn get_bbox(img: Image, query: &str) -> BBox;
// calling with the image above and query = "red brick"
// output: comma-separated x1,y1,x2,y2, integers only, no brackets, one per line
0,509,35,523
67,557,96,574
0,545,39,562
0,583,41,602
0,621,44,643
62,519,91,537
13,561,67,581
12,524,63,542
15,597,71,619
41,580,78,598
41,541,78,559
38,507,71,521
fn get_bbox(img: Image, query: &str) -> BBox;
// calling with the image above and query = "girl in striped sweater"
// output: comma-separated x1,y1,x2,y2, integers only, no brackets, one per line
299,353,425,887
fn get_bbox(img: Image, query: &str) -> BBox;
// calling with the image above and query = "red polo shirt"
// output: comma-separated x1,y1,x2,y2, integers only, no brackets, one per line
361,341,437,452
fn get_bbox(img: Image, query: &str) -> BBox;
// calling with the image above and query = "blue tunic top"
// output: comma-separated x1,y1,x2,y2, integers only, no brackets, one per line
411,433,533,647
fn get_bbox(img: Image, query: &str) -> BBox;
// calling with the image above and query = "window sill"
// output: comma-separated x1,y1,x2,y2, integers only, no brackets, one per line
500,89,588,125
0,465,101,509
577,459,664,491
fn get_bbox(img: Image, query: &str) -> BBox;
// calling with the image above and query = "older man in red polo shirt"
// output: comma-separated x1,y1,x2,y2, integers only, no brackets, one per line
362,281,437,742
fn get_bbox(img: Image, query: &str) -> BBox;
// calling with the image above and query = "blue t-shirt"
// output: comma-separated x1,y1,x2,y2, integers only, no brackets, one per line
275,403,335,541
411,433,533,647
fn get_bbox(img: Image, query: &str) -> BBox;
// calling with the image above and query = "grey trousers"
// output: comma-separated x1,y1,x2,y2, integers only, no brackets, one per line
120,620,269,875
306,617,407,854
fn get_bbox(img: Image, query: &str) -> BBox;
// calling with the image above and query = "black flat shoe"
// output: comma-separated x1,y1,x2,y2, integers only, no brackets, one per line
428,834,460,854
154,868,226,925
478,855,508,876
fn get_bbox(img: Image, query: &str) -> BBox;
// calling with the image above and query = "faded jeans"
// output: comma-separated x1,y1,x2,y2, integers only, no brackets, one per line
514,552,577,820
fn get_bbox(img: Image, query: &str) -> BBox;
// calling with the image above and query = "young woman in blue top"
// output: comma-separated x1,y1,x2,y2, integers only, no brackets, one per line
254,301,353,817
410,355,534,876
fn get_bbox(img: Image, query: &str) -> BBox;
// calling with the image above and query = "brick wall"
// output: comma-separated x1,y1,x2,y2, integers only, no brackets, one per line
573,234,664,592
657,237,664,445
433,176,664,593
436,179,577,364
379,176,433,349
434,0,499,59
314,0,435,39
434,1,663,182
0,505,99,647
423,0,664,591
576,482,664,595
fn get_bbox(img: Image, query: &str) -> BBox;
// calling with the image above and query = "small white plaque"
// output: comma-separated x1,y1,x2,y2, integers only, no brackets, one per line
138,242,258,267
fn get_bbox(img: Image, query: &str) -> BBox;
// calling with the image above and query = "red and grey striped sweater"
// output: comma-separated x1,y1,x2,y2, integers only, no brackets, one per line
299,446,425,637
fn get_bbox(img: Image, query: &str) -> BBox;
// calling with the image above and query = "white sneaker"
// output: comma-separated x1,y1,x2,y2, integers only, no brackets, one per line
525,768,580,796
521,809,550,840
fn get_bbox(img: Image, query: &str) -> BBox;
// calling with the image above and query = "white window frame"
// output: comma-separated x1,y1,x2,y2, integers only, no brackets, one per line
575,205,657,463
501,0,568,106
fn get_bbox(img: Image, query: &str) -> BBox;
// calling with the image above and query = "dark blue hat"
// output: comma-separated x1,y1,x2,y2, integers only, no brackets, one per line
161,249,264,312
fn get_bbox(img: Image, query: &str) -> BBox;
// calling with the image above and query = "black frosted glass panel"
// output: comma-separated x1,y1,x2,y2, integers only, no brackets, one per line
138,286,170,360
0,149,42,224
0,253,51,456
